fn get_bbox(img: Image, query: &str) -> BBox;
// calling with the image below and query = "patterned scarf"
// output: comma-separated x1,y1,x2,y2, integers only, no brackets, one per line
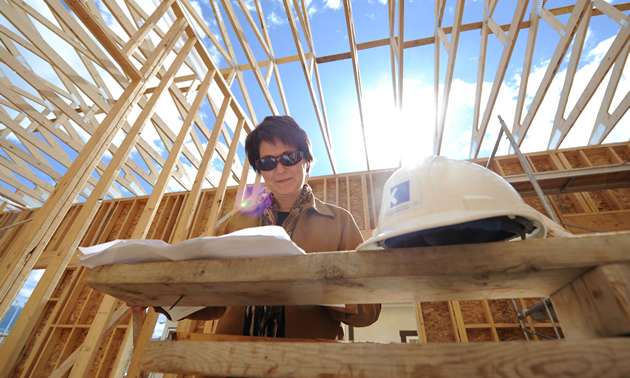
243,185,313,337
262,184,314,237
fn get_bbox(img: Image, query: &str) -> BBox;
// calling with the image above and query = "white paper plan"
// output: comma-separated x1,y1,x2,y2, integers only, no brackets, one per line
77,225,306,268
76,226,309,320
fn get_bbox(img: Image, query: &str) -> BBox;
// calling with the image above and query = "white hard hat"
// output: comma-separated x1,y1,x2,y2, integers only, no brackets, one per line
357,156,547,250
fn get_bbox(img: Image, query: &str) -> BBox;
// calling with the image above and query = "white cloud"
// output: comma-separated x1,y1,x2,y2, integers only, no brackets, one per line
267,11,287,27
324,0,342,10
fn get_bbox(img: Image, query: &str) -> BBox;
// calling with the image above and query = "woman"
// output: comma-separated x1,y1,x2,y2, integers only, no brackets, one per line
137,116,381,340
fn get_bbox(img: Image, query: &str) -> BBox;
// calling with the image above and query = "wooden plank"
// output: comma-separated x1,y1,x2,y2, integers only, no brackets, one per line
139,338,630,377
552,264,630,340
512,0,591,148
549,16,630,149
65,0,141,80
343,0,370,170
85,232,630,307
282,0,337,174
435,0,464,155
470,0,530,158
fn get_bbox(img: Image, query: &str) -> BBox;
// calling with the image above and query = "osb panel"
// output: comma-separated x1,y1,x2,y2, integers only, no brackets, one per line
497,159,525,175
497,328,527,341
348,176,366,230
459,300,487,324
550,194,578,215
562,211,630,234
219,189,238,219
122,200,146,239
52,269,75,298
535,326,564,340
192,192,215,238
583,148,613,166
12,301,56,377
310,179,325,202
611,188,630,209
152,198,176,240
613,146,630,162
588,191,614,212
487,299,519,323
529,156,554,172
325,178,338,205
421,302,456,343
69,285,92,324
148,197,174,239
98,328,127,378
562,152,585,168
466,328,493,342
105,202,134,242
366,176,375,230
83,291,105,324
43,328,73,376
523,197,546,216
337,178,348,212
89,330,115,377
46,207,79,251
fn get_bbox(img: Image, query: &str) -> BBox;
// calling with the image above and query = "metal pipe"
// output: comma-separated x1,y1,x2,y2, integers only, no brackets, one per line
511,299,530,341
543,297,562,340
520,297,552,319
497,115,560,224
486,127,504,170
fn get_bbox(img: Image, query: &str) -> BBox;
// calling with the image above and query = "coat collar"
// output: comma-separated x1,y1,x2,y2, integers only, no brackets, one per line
308,195,335,218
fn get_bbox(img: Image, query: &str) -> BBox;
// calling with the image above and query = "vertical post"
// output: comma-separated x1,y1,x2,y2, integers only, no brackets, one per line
551,264,630,340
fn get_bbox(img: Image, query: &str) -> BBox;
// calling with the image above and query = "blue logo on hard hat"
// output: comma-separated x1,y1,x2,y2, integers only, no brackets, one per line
390,181,410,208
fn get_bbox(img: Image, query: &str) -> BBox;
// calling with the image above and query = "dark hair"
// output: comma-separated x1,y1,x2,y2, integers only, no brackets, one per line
245,116,314,173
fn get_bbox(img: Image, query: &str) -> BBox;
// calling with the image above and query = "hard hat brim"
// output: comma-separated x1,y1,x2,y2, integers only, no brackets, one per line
357,207,547,251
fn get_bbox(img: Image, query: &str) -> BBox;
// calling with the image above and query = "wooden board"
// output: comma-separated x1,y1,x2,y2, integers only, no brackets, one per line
139,338,630,377
85,232,630,307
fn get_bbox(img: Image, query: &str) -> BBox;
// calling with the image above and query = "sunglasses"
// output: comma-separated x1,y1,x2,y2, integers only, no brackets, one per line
255,151,304,171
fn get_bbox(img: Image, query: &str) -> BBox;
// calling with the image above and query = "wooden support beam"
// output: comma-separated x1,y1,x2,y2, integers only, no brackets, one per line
282,0,337,174
139,338,630,377
511,0,591,149
552,264,630,340
65,0,141,80
590,42,630,145
548,22,630,149
343,0,370,170
470,0,530,158
85,232,630,307
435,0,464,155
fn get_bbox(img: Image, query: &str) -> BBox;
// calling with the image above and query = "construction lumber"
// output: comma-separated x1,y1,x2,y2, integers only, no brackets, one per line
139,338,630,377
552,264,630,340
505,163,630,197
85,231,630,307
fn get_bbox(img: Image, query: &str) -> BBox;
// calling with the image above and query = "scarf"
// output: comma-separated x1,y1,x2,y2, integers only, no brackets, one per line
242,185,314,337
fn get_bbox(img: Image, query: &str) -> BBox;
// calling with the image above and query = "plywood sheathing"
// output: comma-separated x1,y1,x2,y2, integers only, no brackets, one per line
421,302,457,343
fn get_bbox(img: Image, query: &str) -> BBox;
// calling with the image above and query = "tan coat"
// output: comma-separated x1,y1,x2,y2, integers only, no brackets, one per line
186,196,381,340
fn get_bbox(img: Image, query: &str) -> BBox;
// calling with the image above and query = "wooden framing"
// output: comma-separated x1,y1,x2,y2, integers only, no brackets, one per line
0,0,629,376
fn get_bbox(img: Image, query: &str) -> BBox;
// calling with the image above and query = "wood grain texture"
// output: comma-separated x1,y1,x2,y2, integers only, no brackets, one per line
552,264,630,340
85,232,630,307
139,338,630,377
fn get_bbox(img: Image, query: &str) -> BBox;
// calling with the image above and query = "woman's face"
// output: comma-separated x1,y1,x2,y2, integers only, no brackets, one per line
258,139,309,202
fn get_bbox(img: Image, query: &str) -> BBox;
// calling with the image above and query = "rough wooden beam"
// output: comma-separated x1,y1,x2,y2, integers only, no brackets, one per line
139,338,630,377
552,264,630,340
86,232,630,307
